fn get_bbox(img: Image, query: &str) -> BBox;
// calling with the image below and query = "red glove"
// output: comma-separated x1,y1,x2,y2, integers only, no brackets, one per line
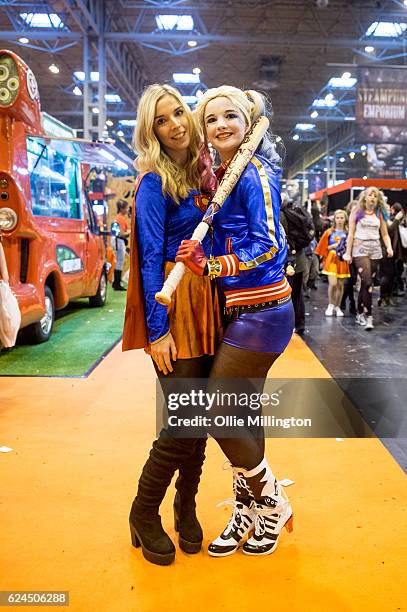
175,240,208,276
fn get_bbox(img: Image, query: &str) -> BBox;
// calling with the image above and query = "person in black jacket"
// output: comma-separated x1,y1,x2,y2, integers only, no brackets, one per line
280,195,313,335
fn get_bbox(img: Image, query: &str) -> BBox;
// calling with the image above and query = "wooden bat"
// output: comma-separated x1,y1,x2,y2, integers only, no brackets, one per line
155,116,270,305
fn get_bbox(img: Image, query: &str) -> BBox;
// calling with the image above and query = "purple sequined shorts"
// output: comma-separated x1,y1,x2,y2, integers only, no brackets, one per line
223,299,295,353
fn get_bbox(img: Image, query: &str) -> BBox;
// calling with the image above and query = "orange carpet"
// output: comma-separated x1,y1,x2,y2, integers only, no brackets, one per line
1,336,406,611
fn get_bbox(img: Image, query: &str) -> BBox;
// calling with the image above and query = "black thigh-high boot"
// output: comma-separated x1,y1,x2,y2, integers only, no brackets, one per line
173,437,207,553
129,434,196,566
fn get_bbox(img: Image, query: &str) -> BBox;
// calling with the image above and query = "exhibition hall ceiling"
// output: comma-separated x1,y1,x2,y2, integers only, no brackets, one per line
1,0,407,166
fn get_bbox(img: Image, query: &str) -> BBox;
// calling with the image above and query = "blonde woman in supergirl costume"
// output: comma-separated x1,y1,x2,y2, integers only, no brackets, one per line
123,84,222,566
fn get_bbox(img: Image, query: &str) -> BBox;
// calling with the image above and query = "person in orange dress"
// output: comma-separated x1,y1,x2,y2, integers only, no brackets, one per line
315,209,350,317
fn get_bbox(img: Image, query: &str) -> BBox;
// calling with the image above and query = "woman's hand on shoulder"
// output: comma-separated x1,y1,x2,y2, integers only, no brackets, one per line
150,332,177,375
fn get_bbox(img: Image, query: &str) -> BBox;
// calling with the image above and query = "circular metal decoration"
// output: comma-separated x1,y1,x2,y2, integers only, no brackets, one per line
0,64,9,82
0,87,11,104
26,68,39,100
7,77,19,92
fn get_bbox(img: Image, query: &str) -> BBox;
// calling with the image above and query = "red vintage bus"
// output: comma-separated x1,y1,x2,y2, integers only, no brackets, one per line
0,49,131,344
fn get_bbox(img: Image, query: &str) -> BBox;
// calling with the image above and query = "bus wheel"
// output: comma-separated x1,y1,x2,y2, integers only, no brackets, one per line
25,286,55,344
89,270,107,307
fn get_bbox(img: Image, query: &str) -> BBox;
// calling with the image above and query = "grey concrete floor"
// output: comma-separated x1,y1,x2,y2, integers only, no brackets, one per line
300,279,407,472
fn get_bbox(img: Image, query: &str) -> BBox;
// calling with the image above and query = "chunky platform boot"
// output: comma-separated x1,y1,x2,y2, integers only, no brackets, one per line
208,466,255,557
173,437,207,554
129,435,196,566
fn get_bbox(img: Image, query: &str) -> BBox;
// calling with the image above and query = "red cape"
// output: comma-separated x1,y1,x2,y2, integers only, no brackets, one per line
122,173,149,351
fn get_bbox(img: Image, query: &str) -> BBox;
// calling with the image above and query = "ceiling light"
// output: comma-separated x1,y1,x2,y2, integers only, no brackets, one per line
293,134,300,141
92,107,99,114
156,15,194,31
18,37,29,44
360,145,367,151
310,110,318,118
73,86,82,96
106,119,114,127
119,119,137,126
342,72,351,79
20,13,64,28
188,41,197,47
49,64,59,74
364,46,375,53
349,151,356,159
339,157,345,162
182,95,198,105
323,167,327,172
295,123,315,131
116,130,125,137
105,94,122,103
365,21,407,37
74,71,99,82
363,175,368,180
192,67,201,74
173,73,200,84
328,76,357,88
312,97,337,108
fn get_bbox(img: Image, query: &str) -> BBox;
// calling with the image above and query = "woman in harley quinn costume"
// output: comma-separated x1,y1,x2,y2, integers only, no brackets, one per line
176,86,295,557
344,187,393,330
122,84,222,566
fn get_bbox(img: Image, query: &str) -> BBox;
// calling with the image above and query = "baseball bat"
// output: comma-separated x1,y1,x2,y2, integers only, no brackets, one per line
155,116,270,305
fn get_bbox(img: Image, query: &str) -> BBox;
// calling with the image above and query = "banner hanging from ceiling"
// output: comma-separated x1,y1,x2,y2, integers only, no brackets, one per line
356,66,407,144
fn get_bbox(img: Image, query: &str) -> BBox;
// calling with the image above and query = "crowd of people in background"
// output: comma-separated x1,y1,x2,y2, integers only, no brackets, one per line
114,179,406,334
280,185,407,333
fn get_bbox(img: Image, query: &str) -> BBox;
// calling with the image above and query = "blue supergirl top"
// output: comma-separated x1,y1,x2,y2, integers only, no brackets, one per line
136,172,210,343
328,229,347,247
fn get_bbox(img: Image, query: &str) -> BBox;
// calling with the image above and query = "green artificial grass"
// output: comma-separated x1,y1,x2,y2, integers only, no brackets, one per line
0,289,127,377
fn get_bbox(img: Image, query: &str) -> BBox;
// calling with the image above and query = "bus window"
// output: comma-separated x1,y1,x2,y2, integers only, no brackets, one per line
27,136,82,219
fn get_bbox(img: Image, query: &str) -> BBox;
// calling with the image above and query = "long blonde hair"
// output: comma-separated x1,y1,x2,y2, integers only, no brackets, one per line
332,208,348,230
194,85,281,166
133,84,202,203
356,187,388,221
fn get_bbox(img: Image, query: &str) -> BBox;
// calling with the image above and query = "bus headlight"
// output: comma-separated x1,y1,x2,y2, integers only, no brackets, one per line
0,64,9,82
0,207,18,231
0,88,10,103
8,77,19,91
0,55,19,106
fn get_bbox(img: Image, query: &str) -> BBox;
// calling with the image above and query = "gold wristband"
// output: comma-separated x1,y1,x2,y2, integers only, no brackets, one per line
207,256,222,279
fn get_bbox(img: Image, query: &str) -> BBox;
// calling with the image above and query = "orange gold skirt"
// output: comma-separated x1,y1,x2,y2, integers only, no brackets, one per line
164,261,223,359
322,251,350,278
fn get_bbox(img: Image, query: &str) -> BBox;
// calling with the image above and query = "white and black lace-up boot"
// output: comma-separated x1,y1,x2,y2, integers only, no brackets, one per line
208,467,255,557
242,474,293,556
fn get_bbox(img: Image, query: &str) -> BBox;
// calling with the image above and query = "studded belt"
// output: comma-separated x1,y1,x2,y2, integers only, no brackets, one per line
224,294,292,320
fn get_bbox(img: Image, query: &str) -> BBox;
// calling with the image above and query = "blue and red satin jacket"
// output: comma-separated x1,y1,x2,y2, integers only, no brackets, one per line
211,154,291,307
135,172,211,343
